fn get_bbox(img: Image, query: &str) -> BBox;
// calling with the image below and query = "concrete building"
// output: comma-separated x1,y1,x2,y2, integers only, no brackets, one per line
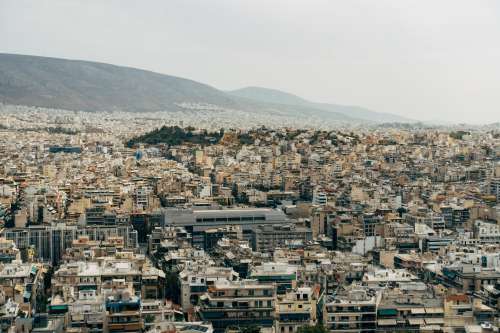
251,224,312,253
104,281,143,333
250,262,297,295
163,208,289,247
199,279,276,333
474,220,500,244
179,265,238,311
275,287,317,333
324,285,378,333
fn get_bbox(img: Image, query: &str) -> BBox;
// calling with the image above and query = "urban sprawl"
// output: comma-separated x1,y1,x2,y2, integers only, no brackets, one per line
0,106,499,333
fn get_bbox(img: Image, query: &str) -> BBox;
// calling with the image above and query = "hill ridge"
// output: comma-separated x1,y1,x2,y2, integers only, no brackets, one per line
0,53,410,123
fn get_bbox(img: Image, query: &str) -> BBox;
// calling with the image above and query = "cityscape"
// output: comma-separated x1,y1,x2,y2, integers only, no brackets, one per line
1,1,500,333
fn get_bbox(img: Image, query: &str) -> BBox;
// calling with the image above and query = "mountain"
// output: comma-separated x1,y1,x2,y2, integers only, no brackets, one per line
228,86,311,106
228,86,412,123
0,53,409,123
0,53,239,112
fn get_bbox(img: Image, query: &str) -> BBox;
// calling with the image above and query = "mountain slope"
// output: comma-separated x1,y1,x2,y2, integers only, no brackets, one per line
0,53,239,112
228,86,310,106
228,86,412,123
0,53,405,123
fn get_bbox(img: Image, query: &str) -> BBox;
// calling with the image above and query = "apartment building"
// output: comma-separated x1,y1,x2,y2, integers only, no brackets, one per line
251,224,312,253
199,279,276,333
275,287,317,333
323,285,378,333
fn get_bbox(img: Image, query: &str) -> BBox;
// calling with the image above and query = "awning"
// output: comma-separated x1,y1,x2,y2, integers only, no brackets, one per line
49,304,68,311
48,304,69,314
425,318,444,325
378,308,398,316
408,318,425,325
78,285,97,290
425,307,444,314
377,319,397,326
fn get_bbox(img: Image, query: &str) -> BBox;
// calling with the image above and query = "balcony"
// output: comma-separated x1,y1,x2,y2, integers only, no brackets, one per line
278,313,311,322
107,321,143,332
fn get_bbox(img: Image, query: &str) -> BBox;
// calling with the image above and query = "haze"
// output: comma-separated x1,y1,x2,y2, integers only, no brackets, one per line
1,0,499,124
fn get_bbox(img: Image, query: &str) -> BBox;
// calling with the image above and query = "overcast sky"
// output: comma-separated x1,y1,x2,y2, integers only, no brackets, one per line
1,0,499,123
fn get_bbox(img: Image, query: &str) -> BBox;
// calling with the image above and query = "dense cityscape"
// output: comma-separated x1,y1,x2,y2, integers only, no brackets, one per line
0,105,499,333
2,1,500,332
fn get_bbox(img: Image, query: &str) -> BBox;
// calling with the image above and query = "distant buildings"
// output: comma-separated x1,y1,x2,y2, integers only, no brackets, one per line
1,106,500,332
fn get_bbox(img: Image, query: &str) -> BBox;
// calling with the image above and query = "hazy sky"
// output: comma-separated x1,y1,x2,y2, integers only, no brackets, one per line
1,0,499,123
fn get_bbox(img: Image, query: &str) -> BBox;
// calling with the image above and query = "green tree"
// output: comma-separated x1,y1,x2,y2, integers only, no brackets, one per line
144,314,156,324
164,270,181,304
127,126,224,147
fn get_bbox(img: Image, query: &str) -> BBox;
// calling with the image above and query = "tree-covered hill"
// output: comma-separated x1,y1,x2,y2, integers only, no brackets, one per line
127,126,223,147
